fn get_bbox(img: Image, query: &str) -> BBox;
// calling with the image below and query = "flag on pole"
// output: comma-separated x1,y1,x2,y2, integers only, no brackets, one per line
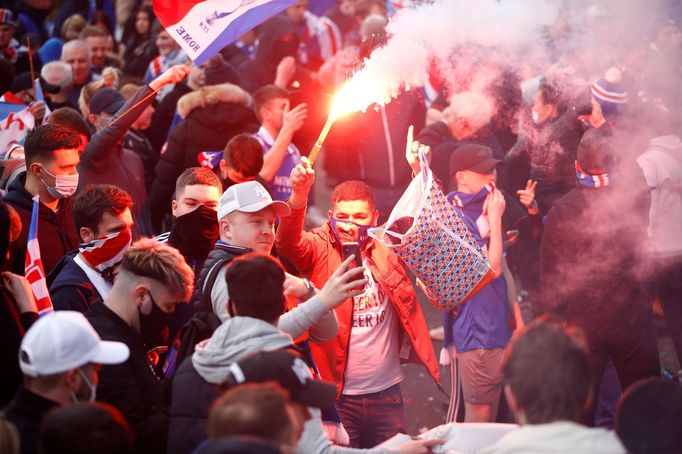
197,150,223,169
34,78,51,123
0,101,27,118
0,101,35,155
153,0,297,65
24,196,53,315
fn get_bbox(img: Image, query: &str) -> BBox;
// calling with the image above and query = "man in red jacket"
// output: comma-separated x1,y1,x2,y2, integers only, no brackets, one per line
275,157,440,448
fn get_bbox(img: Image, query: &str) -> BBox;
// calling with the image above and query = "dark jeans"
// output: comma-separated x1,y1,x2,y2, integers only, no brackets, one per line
581,295,660,425
336,383,406,448
653,257,682,366
594,360,622,429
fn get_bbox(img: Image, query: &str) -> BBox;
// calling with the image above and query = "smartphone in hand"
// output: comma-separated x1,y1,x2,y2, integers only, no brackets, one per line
341,242,362,268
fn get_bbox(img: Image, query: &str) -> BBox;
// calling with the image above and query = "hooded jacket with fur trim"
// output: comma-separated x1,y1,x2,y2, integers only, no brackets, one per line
148,83,258,229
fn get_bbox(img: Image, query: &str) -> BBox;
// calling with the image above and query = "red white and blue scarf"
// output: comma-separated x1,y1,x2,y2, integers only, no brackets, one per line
575,161,612,188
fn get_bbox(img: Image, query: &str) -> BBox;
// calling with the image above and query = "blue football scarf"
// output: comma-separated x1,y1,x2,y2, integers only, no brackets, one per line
447,182,496,220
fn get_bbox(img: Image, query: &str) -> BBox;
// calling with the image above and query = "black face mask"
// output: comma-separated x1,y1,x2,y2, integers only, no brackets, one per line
139,291,170,348
169,205,219,260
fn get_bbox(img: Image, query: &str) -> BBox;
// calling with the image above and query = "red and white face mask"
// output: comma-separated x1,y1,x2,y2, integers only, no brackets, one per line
79,230,132,276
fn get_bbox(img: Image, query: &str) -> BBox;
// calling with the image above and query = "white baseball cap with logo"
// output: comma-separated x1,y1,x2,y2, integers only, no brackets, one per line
19,311,130,377
217,181,291,220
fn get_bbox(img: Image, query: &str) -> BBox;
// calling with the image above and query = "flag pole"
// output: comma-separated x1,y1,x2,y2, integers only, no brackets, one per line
307,113,335,167
27,36,35,85
109,61,195,127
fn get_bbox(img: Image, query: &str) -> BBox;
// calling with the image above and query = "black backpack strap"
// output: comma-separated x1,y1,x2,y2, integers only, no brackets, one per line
197,256,232,314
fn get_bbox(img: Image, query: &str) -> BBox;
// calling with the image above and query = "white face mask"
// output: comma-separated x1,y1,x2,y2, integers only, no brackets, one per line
70,367,97,403
41,166,79,199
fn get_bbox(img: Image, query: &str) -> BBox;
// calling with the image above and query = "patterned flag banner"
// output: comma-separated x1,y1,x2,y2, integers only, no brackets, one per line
24,196,53,315
153,0,297,65
0,102,34,155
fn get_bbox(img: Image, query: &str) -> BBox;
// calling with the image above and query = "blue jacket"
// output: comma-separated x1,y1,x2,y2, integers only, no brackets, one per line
49,251,100,313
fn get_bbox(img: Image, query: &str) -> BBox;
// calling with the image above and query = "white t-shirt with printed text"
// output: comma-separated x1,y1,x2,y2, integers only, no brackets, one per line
342,260,403,395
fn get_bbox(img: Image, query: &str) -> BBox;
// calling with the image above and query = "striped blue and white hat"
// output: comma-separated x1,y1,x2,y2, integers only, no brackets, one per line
591,67,628,120
0,8,14,25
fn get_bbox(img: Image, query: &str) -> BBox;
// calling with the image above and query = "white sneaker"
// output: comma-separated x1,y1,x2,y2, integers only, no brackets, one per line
429,326,445,341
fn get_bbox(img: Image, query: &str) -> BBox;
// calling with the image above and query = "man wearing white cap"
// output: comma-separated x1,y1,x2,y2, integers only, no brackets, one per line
4,311,129,454
187,180,343,341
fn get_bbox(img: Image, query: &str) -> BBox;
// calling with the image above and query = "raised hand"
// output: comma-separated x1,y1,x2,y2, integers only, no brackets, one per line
405,124,431,174
281,101,308,137
275,56,296,88
1,271,38,314
289,156,316,208
150,64,190,91
485,187,506,220
516,179,539,215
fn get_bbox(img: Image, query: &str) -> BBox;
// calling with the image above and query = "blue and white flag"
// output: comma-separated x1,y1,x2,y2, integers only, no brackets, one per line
0,101,34,155
33,78,51,123
153,0,296,65
197,150,223,169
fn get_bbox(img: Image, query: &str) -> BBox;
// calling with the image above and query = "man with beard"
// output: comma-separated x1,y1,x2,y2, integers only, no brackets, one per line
49,184,134,313
5,311,129,454
275,160,440,447
86,238,194,453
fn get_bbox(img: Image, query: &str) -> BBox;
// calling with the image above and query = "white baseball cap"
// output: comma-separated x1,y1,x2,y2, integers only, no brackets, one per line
19,311,130,377
217,181,291,220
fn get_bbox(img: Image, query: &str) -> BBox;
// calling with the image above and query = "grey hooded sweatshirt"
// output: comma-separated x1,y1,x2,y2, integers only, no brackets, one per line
189,316,389,454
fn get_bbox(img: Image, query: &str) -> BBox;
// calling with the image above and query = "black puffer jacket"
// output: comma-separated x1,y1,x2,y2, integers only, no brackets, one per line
86,300,169,454
539,180,651,331
167,357,222,454
148,86,258,231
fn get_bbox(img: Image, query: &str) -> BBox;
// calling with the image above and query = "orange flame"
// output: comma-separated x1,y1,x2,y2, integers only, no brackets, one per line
330,72,403,119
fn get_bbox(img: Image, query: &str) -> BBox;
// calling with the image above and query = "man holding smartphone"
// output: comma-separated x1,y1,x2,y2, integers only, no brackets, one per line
276,158,440,448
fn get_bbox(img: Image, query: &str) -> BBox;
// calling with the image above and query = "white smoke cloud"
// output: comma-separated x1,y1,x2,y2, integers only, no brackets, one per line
335,0,561,115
